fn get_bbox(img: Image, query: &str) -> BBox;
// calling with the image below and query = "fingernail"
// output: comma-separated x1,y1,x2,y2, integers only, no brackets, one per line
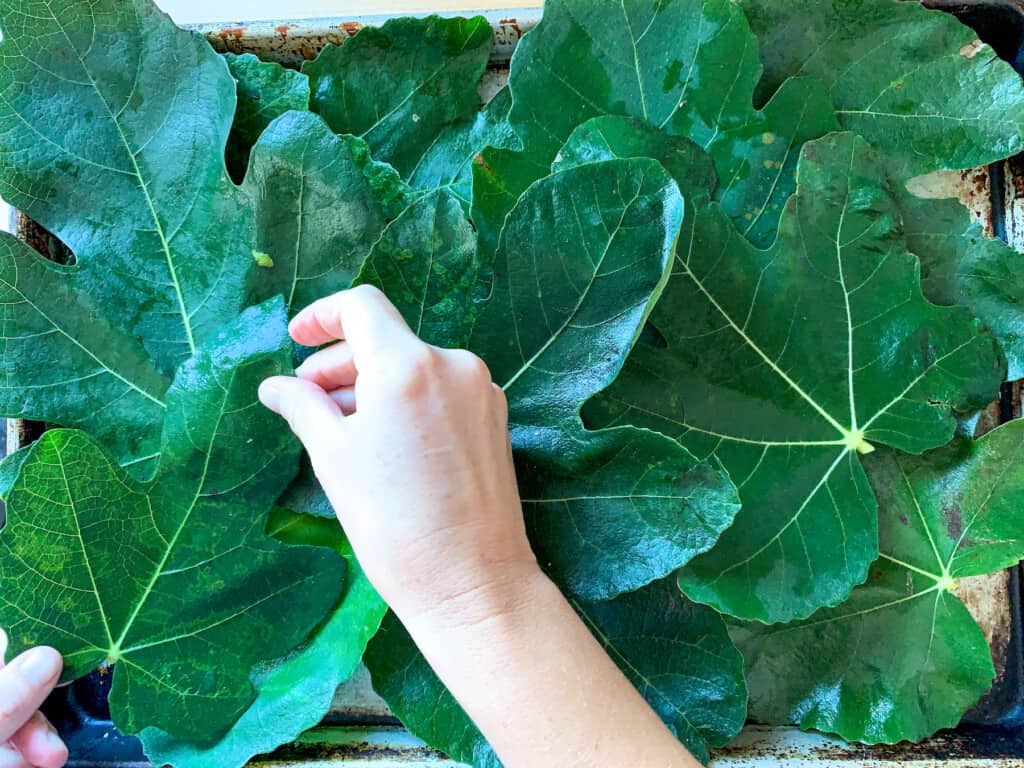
46,726,66,752
258,379,281,411
16,647,61,685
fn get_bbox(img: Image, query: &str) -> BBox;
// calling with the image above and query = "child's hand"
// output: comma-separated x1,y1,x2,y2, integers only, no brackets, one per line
0,629,68,768
259,286,541,628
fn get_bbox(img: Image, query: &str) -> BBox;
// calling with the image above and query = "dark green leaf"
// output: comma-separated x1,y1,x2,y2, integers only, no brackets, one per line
0,234,168,472
366,579,747,766
365,612,501,768
731,420,1024,743
473,0,840,251
902,184,1024,382
304,16,493,178
469,157,739,598
355,189,486,348
0,300,346,741
0,0,251,376
223,53,310,181
139,510,386,767
407,87,522,205
710,77,840,248
244,111,409,315
588,133,1003,622
507,0,759,161
742,0,1024,174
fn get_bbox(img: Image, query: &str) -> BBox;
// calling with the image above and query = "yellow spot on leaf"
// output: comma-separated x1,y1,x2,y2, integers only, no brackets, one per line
761,132,776,145
252,251,275,269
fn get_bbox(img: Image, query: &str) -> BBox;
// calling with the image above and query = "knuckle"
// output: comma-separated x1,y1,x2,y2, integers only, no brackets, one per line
387,346,439,398
450,350,493,388
346,283,386,304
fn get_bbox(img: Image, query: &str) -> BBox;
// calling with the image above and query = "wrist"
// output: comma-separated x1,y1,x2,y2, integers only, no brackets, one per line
396,558,552,640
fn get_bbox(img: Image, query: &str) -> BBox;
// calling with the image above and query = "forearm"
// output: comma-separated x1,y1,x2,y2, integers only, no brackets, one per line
401,566,701,768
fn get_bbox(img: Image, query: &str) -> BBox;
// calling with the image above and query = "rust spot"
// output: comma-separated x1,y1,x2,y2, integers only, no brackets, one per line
959,38,986,58
340,21,363,37
274,24,294,37
898,513,909,526
218,26,246,41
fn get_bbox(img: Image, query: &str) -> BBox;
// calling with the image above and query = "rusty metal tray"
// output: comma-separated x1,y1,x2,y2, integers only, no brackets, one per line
3,4,1023,766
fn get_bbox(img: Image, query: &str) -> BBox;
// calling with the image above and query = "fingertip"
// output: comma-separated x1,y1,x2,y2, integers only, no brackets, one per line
258,377,287,414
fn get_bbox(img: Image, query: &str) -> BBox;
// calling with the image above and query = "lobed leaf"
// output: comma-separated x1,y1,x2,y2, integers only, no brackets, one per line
140,510,386,767
472,0,839,251
588,132,1004,622
303,15,493,178
469,157,740,599
0,0,251,376
731,420,1024,743
0,300,346,741
743,0,1024,175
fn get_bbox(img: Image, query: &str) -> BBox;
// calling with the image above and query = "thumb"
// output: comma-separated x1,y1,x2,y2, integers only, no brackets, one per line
259,376,344,455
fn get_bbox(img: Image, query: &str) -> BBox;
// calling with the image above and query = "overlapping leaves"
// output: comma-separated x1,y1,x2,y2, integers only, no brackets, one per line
0,0,744,761
731,421,1024,743
590,131,1003,623
0,301,346,739
2,0,1024,762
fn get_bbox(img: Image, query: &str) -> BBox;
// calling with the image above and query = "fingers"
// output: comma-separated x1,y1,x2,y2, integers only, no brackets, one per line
10,712,66,768
259,377,344,454
0,648,61,743
0,744,30,768
295,342,356,391
289,285,417,366
327,387,356,416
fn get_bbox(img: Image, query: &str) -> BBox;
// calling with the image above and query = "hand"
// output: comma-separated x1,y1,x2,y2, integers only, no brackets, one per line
259,286,541,627
0,630,67,768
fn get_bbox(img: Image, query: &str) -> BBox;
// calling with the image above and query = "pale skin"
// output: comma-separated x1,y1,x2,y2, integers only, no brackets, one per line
259,285,701,768
0,285,700,768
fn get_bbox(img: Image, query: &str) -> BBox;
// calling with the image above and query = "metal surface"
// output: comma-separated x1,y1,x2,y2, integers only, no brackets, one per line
4,6,1023,766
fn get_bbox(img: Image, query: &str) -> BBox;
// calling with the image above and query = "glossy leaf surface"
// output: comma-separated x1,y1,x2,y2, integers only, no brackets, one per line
743,0,1024,174
469,158,740,599
472,0,840,249
366,579,747,765
0,301,346,741
244,111,408,315
140,510,386,767
0,0,251,375
304,15,492,178
589,133,1003,622
223,53,310,181
731,421,1024,743
904,187,1024,382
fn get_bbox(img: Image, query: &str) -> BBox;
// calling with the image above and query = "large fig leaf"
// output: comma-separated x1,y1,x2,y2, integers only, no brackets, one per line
740,0,1024,377
139,510,386,768
0,0,251,376
365,579,748,766
0,300,346,741
731,420,1024,744
468,157,739,599
742,0,1024,174
303,15,493,178
588,132,1004,622
472,0,839,251
222,53,310,181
